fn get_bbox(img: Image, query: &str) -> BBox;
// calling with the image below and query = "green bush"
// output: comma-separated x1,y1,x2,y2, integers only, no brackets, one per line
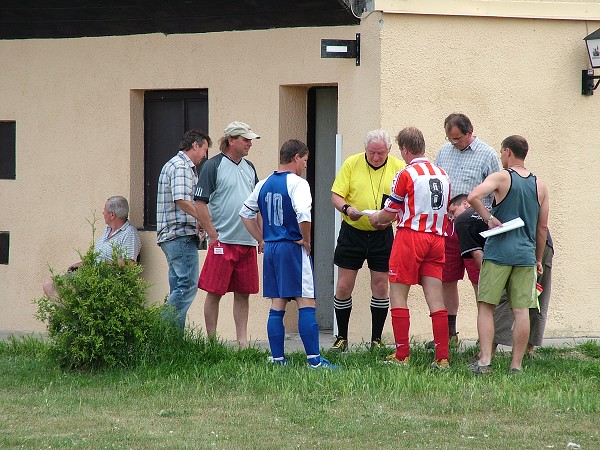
35,243,174,371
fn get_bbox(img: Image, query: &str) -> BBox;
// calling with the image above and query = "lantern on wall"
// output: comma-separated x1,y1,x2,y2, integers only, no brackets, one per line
582,27,600,95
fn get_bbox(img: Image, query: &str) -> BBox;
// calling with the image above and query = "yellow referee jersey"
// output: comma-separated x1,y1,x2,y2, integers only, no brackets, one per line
331,153,405,231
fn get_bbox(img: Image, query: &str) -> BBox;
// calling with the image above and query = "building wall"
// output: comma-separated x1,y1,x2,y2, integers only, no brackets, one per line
375,6,600,341
0,24,379,341
1,1,599,343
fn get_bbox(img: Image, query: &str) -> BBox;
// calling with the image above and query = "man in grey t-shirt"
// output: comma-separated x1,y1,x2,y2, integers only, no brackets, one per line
195,121,260,348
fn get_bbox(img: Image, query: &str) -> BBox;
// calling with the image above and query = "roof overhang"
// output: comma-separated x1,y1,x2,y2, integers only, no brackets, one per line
0,0,362,40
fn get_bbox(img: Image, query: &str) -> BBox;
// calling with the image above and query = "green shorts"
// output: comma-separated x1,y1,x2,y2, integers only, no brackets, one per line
478,260,537,309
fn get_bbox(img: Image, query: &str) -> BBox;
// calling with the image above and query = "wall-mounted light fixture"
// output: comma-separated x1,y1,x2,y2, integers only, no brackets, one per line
583,28,600,95
321,33,360,66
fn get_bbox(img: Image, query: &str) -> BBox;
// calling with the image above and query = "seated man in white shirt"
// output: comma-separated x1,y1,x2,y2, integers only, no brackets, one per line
42,196,141,297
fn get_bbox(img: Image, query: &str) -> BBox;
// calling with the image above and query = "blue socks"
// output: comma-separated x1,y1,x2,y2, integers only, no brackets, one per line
267,309,286,362
268,306,322,366
299,306,321,366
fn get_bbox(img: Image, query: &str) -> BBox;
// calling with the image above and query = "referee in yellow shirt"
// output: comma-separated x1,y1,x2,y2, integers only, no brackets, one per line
330,129,405,352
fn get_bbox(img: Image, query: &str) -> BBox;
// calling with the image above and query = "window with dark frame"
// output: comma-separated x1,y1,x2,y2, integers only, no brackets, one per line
143,90,209,230
0,232,9,265
0,121,16,180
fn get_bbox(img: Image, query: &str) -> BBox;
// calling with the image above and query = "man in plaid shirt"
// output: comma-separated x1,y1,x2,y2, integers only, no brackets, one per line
433,113,501,346
157,130,211,329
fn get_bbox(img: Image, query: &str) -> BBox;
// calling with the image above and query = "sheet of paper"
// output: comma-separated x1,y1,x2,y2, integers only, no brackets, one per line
358,209,378,216
479,217,525,238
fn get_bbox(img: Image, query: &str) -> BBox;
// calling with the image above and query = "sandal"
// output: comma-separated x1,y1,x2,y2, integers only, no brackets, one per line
467,362,493,375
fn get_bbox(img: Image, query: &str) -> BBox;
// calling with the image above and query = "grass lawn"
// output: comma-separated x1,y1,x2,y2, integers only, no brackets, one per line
1,336,598,449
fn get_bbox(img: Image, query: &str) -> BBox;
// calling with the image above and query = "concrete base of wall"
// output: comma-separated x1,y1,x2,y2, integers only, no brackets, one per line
3,331,599,355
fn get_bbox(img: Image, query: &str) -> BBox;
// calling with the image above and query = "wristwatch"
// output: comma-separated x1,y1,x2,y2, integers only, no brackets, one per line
342,204,351,216
486,214,495,223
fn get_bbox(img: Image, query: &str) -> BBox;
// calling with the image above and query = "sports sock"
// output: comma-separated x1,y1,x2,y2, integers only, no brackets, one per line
267,309,286,361
431,308,449,361
370,296,390,342
333,296,352,339
299,306,321,366
390,307,410,360
448,314,457,337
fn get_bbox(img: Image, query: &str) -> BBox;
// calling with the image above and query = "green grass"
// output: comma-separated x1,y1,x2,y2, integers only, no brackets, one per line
1,335,599,449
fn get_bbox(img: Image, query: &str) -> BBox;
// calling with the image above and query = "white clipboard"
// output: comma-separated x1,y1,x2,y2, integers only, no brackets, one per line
358,209,378,216
480,217,525,238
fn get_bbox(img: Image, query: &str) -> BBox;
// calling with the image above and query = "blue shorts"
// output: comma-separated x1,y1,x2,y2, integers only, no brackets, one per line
263,241,315,299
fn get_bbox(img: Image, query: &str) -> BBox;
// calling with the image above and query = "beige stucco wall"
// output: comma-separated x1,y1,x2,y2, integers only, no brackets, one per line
1,1,599,344
0,22,379,341
374,8,600,341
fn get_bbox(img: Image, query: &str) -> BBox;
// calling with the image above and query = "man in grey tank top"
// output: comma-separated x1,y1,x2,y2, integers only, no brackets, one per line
467,135,549,375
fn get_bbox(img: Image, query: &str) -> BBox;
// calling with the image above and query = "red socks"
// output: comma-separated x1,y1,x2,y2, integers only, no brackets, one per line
391,307,449,362
391,307,410,360
430,308,449,361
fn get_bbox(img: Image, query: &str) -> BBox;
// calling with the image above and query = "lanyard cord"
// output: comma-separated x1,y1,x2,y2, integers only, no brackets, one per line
368,161,386,210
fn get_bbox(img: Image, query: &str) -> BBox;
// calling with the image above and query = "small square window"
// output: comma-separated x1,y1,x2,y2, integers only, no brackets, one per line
0,232,9,265
0,121,16,180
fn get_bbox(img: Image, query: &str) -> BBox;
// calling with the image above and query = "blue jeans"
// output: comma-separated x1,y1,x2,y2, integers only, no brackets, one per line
159,235,199,329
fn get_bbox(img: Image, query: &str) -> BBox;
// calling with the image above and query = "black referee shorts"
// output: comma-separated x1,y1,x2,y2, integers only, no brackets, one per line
333,221,393,272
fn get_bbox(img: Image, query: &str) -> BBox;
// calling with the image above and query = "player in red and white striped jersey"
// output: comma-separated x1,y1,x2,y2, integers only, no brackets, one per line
387,157,449,236
369,127,452,369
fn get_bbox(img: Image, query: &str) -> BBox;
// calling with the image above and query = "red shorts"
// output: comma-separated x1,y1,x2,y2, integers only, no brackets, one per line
443,225,480,284
388,228,445,285
463,258,480,284
199,242,259,296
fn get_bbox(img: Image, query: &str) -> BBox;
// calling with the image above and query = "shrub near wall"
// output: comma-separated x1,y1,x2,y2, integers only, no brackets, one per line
35,244,170,371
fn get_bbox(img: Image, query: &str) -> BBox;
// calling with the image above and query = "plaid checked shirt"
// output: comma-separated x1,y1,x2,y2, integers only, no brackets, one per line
434,137,501,208
96,221,141,262
156,151,198,244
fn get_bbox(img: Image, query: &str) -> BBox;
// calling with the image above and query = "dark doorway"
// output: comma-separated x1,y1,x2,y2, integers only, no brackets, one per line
307,86,338,329
143,90,208,229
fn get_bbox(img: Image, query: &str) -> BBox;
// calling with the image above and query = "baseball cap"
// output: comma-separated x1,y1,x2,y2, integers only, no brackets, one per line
224,121,260,139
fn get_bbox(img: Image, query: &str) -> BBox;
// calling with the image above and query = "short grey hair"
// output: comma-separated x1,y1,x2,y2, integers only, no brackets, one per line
364,129,392,149
106,196,129,220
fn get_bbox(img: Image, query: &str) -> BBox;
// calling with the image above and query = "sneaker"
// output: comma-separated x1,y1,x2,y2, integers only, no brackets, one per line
467,362,492,375
267,356,288,366
307,357,339,370
329,336,348,353
370,338,383,350
383,353,410,366
431,359,450,370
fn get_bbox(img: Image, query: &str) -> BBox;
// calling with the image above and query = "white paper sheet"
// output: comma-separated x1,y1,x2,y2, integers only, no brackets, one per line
358,209,378,216
479,217,525,238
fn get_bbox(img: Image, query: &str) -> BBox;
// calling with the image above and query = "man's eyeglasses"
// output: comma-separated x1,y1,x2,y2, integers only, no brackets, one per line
445,135,465,144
